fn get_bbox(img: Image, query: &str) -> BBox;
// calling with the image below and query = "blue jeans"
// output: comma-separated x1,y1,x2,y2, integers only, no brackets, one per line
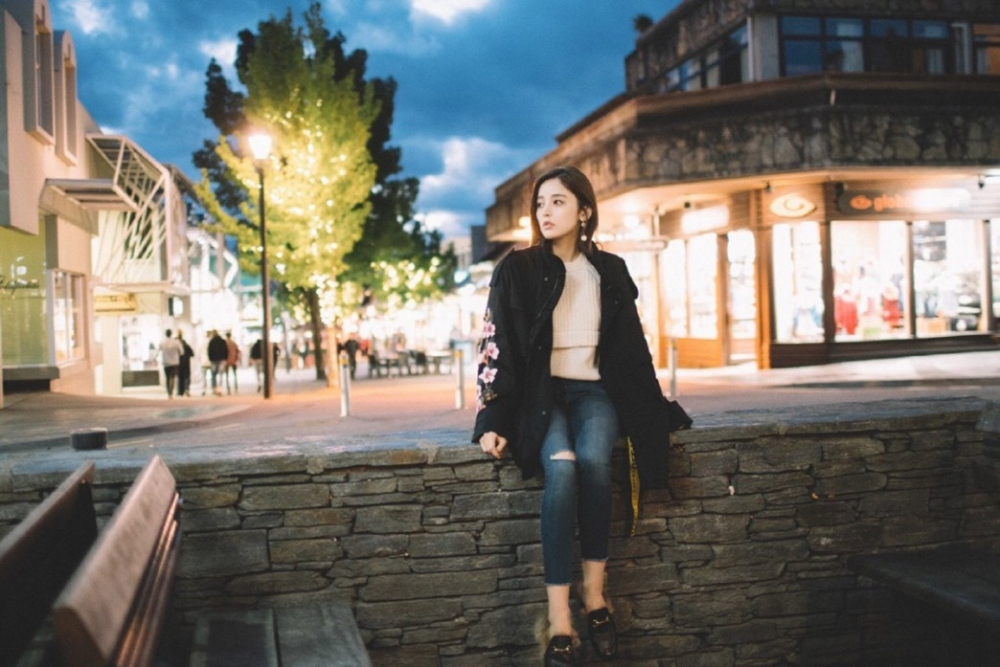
540,378,619,586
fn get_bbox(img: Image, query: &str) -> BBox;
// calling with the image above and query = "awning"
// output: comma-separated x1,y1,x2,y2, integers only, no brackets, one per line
42,178,138,211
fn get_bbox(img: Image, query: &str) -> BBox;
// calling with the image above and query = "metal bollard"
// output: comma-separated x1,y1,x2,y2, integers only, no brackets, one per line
339,351,351,417
455,348,465,409
669,338,678,398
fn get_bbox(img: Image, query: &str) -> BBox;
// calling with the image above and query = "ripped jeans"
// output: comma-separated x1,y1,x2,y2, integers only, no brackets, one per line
539,378,619,586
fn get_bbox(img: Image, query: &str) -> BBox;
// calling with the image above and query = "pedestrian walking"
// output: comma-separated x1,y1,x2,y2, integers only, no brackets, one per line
225,332,240,394
159,329,183,399
472,166,691,666
250,338,264,392
207,330,228,396
176,329,195,397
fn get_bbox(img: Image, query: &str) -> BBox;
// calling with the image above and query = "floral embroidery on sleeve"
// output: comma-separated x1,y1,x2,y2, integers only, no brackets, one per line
476,308,499,412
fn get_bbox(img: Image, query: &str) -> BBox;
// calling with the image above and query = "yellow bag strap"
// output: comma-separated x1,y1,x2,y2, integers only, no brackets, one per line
627,437,640,537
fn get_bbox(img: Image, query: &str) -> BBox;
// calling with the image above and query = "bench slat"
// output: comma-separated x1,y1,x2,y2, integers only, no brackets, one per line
850,546,1000,628
53,456,180,667
275,603,371,667
0,462,96,667
188,610,279,667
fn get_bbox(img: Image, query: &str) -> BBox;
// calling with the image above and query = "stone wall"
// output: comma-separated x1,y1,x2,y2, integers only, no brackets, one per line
2,397,1000,666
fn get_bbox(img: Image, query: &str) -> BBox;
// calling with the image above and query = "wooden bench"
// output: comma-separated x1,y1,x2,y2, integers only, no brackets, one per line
51,455,181,667
0,463,98,667
849,545,1000,628
189,603,371,667
849,544,1000,664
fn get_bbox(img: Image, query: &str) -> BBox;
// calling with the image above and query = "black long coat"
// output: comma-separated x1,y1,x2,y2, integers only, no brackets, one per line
471,244,691,490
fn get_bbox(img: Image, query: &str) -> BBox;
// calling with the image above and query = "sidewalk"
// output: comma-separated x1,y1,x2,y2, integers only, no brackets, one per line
2,351,999,451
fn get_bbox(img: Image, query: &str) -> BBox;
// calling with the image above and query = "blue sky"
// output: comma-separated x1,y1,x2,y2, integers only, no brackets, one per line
53,0,680,239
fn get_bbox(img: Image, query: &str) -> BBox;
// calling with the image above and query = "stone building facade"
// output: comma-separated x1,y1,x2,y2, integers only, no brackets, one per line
487,0,1000,370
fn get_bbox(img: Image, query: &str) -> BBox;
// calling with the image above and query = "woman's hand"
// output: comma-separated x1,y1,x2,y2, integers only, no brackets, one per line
479,431,508,459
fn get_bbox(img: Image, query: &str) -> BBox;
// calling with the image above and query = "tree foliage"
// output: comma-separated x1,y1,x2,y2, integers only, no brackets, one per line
195,2,457,326
195,7,378,296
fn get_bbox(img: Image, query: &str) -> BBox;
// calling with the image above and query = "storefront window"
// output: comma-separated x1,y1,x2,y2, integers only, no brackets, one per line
53,270,85,363
913,220,984,335
728,230,756,341
773,221,824,342
0,228,49,365
688,234,718,339
992,220,1000,320
619,251,657,351
663,239,688,337
831,221,907,340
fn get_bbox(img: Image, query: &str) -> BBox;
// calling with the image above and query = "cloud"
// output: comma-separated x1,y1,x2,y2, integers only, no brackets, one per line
130,0,149,20
351,21,440,57
412,136,535,237
59,0,116,36
410,0,490,25
199,38,239,73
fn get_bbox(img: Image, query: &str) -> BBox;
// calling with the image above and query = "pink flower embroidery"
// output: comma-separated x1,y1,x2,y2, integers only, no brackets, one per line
479,367,497,384
485,342,499,360
482,321,496,338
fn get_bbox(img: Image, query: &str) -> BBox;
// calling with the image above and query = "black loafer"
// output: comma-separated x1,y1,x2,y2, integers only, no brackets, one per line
587,608,618,659
544,634,577,667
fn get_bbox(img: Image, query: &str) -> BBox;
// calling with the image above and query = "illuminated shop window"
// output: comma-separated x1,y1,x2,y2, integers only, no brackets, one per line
662,239,688,337
913,220,985,335
773,221,824,343
975,24,1000,74
992,220,1000,320
688,233,719,339
53,270,84,363
0,227,49,365
727,230,757,345
831,221,908,341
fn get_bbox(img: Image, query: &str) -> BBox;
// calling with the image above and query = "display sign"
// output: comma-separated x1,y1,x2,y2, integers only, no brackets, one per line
94,293,137,314
837,188,971,216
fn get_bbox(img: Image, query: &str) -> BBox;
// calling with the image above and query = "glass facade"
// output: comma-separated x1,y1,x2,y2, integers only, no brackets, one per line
0,227,49,365
53,270,84,363
780,16,955,75
656,26,748,93
773,221,824,343
912,220,985,335
832,221,907,340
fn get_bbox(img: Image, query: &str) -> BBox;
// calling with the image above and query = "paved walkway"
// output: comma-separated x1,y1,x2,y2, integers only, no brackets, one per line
2,351,1000,452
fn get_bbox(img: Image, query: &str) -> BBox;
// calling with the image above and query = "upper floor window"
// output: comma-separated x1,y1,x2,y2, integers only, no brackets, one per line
655,26,748,93
974,24,1000,74
780,16,955,76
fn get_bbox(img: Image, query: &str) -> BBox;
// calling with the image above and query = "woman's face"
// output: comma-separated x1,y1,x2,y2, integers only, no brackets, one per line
536,178,588,245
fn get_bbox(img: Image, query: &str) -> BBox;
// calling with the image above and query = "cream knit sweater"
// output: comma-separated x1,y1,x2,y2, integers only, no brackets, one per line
551,253,601,380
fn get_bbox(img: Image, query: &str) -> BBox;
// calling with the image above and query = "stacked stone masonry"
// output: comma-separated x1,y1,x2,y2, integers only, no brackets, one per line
2,397,1000,666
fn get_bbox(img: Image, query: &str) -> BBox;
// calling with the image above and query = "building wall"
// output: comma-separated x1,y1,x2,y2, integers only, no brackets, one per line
3,399,998,665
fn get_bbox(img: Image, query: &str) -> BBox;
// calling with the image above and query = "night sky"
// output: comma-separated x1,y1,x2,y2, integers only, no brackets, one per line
53,0,680,238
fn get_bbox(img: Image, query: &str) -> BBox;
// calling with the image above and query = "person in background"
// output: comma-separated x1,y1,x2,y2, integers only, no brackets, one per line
225,332,241,394
250,338,264,392
472,166,691,666
176,329,195,397
207,330,228,397
159,329,182,399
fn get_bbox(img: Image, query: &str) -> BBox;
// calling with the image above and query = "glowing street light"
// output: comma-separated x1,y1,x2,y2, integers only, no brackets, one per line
249,132,273,399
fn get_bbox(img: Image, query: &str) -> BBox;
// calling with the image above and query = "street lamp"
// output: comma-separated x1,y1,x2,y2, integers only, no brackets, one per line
248,132,273,399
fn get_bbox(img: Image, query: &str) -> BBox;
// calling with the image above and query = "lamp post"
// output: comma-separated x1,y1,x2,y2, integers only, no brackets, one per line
248,133,273,399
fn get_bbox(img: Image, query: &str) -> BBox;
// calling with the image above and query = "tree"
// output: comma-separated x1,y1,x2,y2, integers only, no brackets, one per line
197,2,457,379
195,6,378,378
